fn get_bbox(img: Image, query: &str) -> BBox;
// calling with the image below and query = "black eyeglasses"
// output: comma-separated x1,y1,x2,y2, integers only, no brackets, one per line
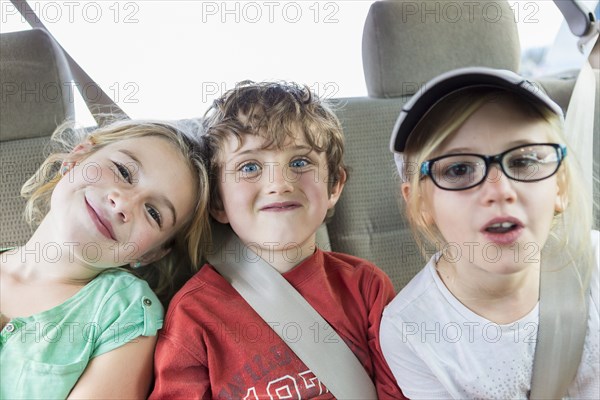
420,143,567,191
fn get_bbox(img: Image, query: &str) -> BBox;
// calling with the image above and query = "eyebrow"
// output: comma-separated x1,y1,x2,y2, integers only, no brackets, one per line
119,149,142,165
442,140,537,155
226,145,314,164
440,147,473,154
119,149,177,227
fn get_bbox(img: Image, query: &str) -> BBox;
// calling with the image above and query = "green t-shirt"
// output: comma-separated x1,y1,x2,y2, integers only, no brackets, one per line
0,269,163,399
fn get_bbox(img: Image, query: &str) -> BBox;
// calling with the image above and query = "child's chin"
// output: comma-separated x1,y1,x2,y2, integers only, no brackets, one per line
482,260,532,276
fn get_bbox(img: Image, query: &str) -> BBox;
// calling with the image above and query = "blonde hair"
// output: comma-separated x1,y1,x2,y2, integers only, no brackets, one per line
21,119,211,305
402,88,593,284
202,81,347,218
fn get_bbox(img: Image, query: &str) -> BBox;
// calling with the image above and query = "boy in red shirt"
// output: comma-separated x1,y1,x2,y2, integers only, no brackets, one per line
150,81,403,399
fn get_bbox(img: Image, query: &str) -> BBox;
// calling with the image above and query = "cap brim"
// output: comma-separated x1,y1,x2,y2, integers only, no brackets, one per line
390,67,564,153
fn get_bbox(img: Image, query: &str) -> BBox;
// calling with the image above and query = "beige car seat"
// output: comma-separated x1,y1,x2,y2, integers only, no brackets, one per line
0,28,74,247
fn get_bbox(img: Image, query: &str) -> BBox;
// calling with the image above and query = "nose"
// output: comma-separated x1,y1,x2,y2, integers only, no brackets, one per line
266,163,294,195
107,190,132,222
479,164,517,205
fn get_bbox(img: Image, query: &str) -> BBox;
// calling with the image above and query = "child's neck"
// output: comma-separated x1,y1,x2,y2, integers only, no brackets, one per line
254,237,318,274
4,245,98,285
436,257,540,325
9,218,102,285
0,246,91,323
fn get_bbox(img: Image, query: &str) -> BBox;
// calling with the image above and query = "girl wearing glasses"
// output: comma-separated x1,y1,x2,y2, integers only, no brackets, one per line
380,67,598,399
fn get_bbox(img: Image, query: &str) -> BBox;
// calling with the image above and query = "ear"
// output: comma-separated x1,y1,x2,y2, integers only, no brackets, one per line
61,141,94,176
136,246,172,267
401,182,411,203
210,207,230,224
66,141,94,162
327,168,347,209
208,182,230,224
554,181,568,214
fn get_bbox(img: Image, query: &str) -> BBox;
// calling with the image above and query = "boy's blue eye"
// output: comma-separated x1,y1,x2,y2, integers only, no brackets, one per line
290,158,309,168
113,162,132,184
239,162,261,174
146,204,162,227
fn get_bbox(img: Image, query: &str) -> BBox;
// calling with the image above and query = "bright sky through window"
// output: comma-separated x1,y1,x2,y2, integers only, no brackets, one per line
1,0,595,124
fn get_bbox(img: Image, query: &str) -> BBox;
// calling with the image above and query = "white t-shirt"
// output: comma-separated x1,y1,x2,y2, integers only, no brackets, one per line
380,231,599,399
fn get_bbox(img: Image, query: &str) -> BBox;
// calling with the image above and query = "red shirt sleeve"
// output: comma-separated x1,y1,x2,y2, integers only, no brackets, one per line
150,284,212,400
363,265,408,400
150,332,211,399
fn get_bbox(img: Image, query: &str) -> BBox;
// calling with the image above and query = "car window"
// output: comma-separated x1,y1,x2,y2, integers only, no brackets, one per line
1,0,596,123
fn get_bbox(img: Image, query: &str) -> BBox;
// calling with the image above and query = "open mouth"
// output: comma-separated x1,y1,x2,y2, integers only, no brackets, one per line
481,218,524,245
484,221,519,234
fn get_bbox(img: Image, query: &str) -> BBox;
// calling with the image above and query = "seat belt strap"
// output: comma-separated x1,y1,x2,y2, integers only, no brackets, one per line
530,252,591,399
529,30,597,399
207,225,378,400
10,0,129,125
563,61,596,197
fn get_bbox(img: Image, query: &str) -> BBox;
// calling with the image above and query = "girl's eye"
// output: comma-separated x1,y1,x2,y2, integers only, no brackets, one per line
508,155,540,169
443,162,475,178
290,158,310,168
239,162,261,175
113,162,132,183
146,205,162,227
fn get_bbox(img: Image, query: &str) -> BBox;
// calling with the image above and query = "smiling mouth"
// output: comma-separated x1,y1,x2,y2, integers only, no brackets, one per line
85,198,116,241
260,202,301,212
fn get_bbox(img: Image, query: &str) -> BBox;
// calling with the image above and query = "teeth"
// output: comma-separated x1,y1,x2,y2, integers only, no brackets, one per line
489,222,514,228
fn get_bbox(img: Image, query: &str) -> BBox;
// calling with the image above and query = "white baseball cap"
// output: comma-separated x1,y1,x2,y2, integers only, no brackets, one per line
390,66,564,154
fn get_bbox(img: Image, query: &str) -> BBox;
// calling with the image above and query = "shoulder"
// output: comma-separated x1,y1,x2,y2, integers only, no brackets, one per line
158,264,243,352
162,263,238,322
383,256,439,318
318,250,396,303
168,264,230,304
93,270,159,302
90,270,163,334
321,250,388,279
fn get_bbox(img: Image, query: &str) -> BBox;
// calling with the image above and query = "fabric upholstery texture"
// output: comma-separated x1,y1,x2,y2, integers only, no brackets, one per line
362,0,521,98
0,28,72,247
326,97,422,291
0,29,73,141
536,70,578,113
0,137,49,246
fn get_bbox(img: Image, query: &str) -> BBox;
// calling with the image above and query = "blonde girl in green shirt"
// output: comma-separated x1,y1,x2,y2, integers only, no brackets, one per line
0,120,210,399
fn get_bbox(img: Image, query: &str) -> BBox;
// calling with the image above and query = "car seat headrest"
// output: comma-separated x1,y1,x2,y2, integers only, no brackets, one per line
0,28,74,142
362,0,521,98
